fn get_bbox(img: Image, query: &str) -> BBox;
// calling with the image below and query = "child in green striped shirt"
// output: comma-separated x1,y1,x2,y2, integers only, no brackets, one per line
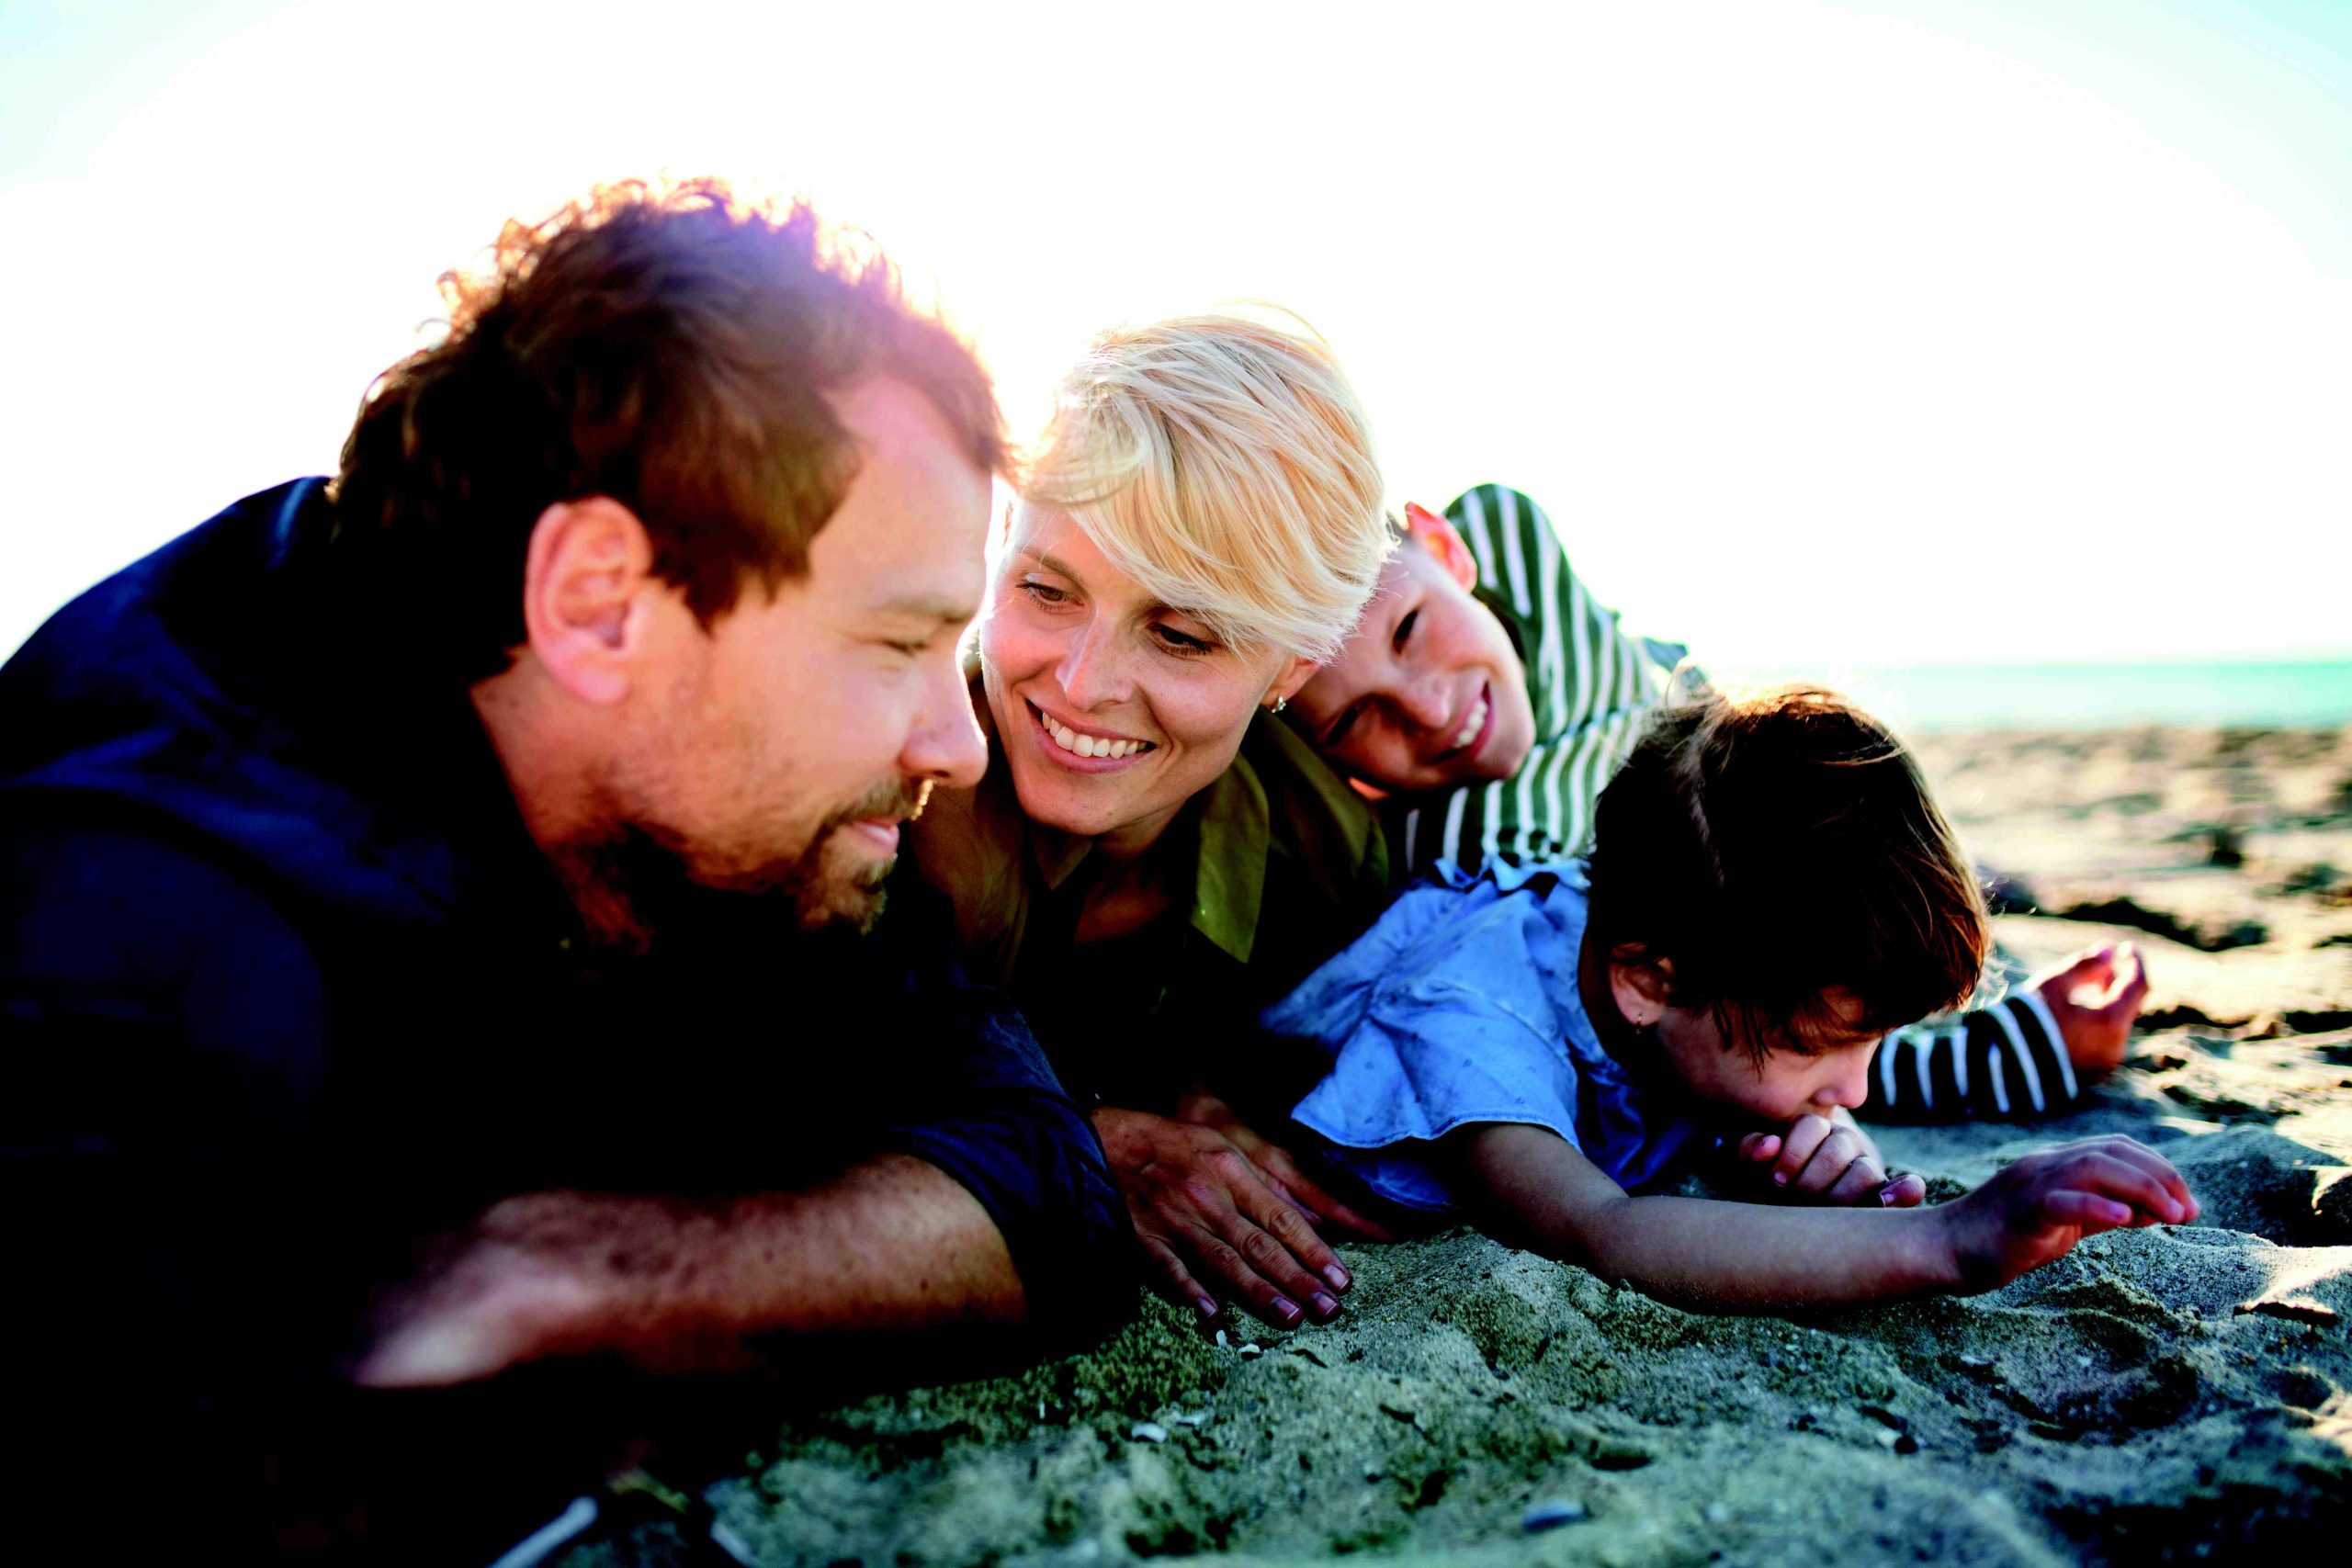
1289,484,2147,1139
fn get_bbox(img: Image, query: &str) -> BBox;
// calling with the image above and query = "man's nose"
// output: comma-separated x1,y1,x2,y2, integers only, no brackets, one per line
906,656,989,790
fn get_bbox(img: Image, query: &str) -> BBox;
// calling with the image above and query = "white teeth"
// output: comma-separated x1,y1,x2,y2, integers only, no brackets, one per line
1452,697,1487,750
1038,707,1149,761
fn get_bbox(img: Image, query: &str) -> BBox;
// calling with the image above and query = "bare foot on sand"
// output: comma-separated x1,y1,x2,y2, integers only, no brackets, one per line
2032,942,2150,1078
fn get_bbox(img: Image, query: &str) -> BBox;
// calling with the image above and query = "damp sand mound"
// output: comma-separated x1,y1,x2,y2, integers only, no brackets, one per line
654,1169,2347,1567
565,728,2352,1565
571,1065,2352,1567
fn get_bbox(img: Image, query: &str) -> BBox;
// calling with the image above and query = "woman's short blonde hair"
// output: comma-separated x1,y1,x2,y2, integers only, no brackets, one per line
1023,311,1390,663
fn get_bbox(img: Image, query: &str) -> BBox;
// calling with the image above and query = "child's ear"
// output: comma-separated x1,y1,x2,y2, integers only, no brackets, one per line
1404,502,1478,592
1608,949,1677,1028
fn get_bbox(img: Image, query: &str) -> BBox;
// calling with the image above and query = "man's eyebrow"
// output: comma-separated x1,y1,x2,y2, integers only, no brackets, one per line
874,594,979,624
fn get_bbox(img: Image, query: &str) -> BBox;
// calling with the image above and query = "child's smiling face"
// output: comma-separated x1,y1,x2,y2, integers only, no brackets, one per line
1292,505,1536,792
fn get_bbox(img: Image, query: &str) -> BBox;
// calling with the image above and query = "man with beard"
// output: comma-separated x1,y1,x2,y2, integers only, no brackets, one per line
0,180,1124,1558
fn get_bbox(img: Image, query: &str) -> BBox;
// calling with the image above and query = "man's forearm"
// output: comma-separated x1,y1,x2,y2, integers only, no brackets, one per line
355,1154,1026,1386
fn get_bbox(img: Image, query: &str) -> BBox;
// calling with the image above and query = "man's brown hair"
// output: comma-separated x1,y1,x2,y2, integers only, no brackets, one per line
330,177,1007,682
1586,686,1989,1065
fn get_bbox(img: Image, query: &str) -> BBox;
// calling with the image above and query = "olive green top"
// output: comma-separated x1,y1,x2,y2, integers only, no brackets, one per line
910,675,1390,1111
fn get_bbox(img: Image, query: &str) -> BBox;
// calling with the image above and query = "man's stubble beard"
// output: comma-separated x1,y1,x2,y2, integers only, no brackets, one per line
574,776,934,950
658,774,934,937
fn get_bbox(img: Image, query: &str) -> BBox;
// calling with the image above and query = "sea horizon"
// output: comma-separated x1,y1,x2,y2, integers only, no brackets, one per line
1707,655,2352,736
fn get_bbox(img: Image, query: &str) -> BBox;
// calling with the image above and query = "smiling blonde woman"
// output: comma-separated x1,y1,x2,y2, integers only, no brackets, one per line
910,311,1396,1330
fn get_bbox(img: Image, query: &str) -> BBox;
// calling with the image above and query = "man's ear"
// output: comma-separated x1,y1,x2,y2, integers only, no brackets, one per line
1608,948,1677,1028
1404,502,1478,592
1266,651,1321,713
519,497,660,706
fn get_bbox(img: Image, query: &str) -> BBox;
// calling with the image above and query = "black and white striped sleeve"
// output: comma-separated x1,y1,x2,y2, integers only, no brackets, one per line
1861,992,2086,1123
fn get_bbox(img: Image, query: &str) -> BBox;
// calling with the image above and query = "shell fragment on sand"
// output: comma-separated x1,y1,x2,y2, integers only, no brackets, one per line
2235,1295,2341,1326
1521,1498,1588,1531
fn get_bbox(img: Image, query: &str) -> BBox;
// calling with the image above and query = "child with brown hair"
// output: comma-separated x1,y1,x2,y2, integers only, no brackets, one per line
1264,688,2196,1309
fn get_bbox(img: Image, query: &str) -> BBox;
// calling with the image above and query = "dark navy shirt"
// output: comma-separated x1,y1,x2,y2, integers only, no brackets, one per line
0,481,1128,1450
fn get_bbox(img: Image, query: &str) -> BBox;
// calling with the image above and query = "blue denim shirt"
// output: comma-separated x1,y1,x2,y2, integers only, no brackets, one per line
1266,859,1699,1213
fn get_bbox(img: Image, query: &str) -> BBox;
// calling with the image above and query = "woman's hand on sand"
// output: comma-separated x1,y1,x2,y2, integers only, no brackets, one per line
1174,1088,1394,1241
1736,1111,1927,1207
2031,942,2150,1077
1938,1134,2198,1292
1092,1106,1363,1327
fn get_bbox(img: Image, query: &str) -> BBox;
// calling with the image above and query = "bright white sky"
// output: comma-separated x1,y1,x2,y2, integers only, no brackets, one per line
4,0,2348,668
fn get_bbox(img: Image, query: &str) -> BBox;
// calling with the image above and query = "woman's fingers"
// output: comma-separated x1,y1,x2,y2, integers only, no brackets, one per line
1179,1222,1314,1327
1202,1108,1395,1245
1136,1234,1221,1321
1250,1148,1392,1247
1250,1167,1320,1226
1230,1183,1347,1317
1102,1109,1368,1321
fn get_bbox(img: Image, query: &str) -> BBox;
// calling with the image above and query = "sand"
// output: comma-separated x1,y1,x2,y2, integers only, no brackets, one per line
565,727,2352,1567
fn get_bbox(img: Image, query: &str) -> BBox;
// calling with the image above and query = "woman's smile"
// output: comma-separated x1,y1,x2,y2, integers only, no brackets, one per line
1023,695,1159,770
980,502,1314,854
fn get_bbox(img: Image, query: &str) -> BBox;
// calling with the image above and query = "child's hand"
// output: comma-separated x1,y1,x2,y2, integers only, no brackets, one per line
2030,942,2149,1077
1939,1135,2198,1291
1737,1112,1927,1207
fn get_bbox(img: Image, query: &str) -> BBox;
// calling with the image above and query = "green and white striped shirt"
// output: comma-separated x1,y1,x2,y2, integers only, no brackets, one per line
1386,483,1689,878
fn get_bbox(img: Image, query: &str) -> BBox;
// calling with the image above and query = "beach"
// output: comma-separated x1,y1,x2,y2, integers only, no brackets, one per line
571,725,2352,1567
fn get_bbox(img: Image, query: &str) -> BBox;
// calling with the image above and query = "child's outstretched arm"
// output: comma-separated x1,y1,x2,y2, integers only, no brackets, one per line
1453,1124,2196,1312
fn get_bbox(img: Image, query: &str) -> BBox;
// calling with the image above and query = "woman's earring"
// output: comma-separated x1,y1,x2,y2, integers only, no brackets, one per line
1271,695,1288,714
